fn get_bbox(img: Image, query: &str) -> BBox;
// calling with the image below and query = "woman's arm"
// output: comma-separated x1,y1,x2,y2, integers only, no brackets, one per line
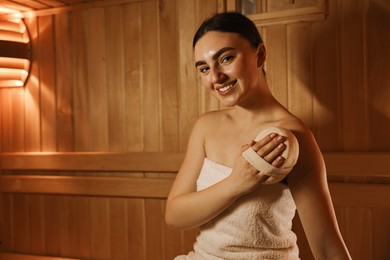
165,115,242,229
287,125,351,259
165,115,285,229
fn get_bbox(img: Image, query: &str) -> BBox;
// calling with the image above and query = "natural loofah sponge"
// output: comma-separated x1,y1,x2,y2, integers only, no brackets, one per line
242,126,299,184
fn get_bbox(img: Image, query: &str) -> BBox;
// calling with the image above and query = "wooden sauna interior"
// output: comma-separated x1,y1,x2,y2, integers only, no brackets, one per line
0,0,389,259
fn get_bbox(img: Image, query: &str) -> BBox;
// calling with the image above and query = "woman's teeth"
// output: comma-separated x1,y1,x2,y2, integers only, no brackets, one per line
218,82,235,92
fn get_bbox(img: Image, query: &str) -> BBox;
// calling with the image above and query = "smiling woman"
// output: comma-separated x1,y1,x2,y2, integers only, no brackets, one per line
166,12,352,260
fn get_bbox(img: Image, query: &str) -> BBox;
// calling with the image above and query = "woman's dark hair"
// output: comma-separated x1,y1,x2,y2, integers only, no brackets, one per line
192,12,263,49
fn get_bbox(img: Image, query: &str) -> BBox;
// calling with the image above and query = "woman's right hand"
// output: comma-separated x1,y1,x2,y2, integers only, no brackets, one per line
228,133,287,196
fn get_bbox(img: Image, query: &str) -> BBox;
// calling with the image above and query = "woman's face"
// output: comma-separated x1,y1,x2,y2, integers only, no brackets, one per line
194,31,262,107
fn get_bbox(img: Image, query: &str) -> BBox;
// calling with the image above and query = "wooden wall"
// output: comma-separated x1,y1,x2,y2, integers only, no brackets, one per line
0,0,389,259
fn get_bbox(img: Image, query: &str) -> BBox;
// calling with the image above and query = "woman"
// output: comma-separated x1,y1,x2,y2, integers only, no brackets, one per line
165,12,351,259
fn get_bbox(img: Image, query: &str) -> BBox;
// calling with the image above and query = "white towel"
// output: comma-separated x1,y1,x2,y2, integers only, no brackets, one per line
174,158,300,260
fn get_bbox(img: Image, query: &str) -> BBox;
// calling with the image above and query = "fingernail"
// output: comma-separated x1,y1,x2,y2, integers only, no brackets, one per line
277,135,284,141
278,143,285,149
270,133,277,138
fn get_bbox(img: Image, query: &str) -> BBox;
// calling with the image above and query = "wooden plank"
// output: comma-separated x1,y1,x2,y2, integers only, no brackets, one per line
54,12,75,151
0,0,155,21
372,208,390,259
264,24,288,107
24,18,41,152
0,152,184,172
109,198,129,259
177,0,199,151
85,7,109,151
43,195,61,255
27,195,45,254
63,196,91,258
39,15,57,151
329,183,390,209
0,253,80,260
122,3,143,151
159,0,179,152
0,194,13,251
287,22,314,128
127,199,147,259
71,10,90,151
90,197,110,259
141,0,160,152
339,0,368,150
334,207,372,259
145,199,164,260
1,176,389,209
0,175,174,198
105,5,126,152
0,152,389,177
323,152,390,177
366,0,390,150
249,6,326,27
12,194,30,252
310,0,341,150
0,89,13,151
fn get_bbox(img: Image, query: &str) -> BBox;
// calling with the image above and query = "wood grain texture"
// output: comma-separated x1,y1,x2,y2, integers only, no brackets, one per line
0,0,389,259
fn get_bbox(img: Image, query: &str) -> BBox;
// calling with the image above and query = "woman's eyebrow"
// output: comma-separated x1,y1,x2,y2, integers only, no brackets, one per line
194,47,235,67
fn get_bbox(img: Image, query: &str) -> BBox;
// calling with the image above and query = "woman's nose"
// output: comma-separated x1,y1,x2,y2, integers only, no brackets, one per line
209,66,224,84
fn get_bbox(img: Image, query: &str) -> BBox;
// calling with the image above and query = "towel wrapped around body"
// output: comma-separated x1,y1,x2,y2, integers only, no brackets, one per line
174,158,299,260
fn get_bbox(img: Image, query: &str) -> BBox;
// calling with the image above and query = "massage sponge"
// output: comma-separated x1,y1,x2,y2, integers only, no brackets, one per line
242,126,299,184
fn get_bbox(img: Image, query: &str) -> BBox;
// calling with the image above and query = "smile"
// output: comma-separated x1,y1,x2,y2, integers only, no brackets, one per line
217,81,237,93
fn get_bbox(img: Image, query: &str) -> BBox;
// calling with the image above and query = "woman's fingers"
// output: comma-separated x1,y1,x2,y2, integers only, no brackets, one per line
251,133,286,166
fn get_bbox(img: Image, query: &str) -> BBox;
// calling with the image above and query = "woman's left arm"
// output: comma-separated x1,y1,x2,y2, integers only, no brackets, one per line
287,125,351,260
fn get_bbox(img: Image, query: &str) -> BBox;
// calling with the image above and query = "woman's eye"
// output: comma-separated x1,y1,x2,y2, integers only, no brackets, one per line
199,66,209,74
221,55,234,64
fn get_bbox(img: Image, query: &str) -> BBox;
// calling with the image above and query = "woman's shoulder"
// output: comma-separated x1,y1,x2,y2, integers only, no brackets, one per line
196,109,231,126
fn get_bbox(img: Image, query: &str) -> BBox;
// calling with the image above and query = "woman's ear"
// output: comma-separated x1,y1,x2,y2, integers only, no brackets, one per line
257,44,266,68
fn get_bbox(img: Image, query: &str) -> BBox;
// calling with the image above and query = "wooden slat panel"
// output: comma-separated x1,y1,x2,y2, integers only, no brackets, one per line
39,15,57,152
339,0,368,150
71,11,90,151
0,253,79,260
85,7,109,151
54,13,74,152
27,195,45,254
0,175,173,198
177,0,199,151
1,176,389,209
109,198,129,259
287,23,313,128
24,18,41,152
145,199,164,260
329,183,390,209
43,195,62,255
160,0,179,152
141,0,160,152
249,6,326,27
127,199,147,259
122,3,143,152
2,152,389,177
311,0,341,150
366,0,390,150
105,5,126,152
265,24,288,107
90,197,110,259
323,152,390,177
13,194,29,252
0,0,153,21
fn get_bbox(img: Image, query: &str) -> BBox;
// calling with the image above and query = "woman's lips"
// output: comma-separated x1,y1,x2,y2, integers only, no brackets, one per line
216,81,237,95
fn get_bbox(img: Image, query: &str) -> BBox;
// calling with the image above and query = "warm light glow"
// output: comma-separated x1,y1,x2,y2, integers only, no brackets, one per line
0,79,24,88
0,19,31,88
